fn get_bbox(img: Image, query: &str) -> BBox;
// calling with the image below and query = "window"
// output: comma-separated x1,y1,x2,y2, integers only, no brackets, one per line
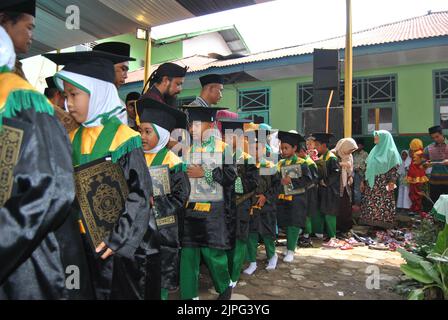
238,88,270,124
297,75,397,135
434,70,448,130
176,96,196,107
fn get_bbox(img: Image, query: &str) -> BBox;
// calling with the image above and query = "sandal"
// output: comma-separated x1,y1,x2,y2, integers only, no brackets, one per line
368,243,389,251
340,243,353,250
322,238,344,249
345,237,365,247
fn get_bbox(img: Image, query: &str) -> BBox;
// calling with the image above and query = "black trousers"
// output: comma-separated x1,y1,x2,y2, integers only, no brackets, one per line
429,183,448,203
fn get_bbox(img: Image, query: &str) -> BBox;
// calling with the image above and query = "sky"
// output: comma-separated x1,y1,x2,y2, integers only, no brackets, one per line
152,0,448,54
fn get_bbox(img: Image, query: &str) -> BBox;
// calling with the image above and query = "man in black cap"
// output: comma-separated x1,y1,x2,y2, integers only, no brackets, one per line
44,76,65,109
0,0,36,79
141,62,188,107
93,42,136,89
423,125,448,202
189,74,224,108
125,91,141,131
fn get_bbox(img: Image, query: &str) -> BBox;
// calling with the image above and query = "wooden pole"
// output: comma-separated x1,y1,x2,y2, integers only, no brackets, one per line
325,90,334,134
143,28,152,87
375,108,380,131
344,0,353,137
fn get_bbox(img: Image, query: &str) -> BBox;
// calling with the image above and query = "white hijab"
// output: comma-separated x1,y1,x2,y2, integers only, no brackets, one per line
144,123,170,154
54,70,122,127
398,150,411,176
0,26,16,72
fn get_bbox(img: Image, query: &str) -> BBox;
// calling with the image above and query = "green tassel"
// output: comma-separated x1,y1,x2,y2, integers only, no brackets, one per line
110,135,143,163
3,89,54,119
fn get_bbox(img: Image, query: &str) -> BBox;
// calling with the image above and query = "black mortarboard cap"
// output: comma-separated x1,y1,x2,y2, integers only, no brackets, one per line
219,118,251,131
429,125,443,135
1,0,36,17
137,98,187,131
278,131,305,147
43,51,132,84
311,132,335,144
93,42,136,62
126,92,140,103
199,74,224,87
45,76,57,89
180,106,228,123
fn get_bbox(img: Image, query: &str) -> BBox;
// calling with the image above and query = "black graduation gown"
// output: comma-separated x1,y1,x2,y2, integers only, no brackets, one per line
154,168,190,291
231,155,259,243
317,152,341,216
249,165,281,238
0,108,92,300
276,160,312,229
182,163,237,250
79,148,161,300
305,158,319,218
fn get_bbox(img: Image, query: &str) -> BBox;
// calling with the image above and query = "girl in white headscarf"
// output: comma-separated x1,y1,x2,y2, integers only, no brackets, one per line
397,150,412,211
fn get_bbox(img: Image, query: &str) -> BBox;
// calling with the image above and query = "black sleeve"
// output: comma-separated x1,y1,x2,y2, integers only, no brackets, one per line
167,170,191,209
240,163,259,194
212,163,238,187
0,111,75,283
263,171,281,203
324,157,341,187
291,163,313,189
105,147,158,259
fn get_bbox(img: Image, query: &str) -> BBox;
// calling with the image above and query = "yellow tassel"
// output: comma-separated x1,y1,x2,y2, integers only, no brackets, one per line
278,194,293,201
78,219,86,234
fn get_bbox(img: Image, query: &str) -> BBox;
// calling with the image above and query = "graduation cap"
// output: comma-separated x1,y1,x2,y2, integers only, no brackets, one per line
125,92,140,103
180,106,228,123
93,42,136,62
311,132,335,144
43,51,132,84
1,0,36,17
136,98,186,131
45,76,57,89
278,130,305,147
219,118,251,131
199,74,224,87
429,125,443,135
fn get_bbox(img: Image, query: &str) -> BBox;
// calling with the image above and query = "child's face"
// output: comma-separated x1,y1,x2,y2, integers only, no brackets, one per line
306,139,315,150
298,148,307,159
281,143,297,159
64,81,90,124
189,121,212,142
401,152,408,161
139,123,159,152
315,141,327,155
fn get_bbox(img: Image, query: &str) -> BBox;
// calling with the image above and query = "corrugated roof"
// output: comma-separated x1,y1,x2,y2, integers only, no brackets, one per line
188,10,448,72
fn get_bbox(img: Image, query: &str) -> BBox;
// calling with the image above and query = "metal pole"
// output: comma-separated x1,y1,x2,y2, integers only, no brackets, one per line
344,0,353,137
143,27,152,87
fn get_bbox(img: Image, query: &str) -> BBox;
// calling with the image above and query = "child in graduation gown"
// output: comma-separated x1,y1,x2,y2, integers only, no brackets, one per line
0,22,90,300
311,133,341,246
277,131,313,263
136,98,191,300
219,119,259,288
244,127,281,275
44,51,161,300
179,106,237,300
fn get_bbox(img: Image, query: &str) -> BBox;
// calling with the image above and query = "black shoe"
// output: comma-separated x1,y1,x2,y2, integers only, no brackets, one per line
298,236,313,248
217,286,232,300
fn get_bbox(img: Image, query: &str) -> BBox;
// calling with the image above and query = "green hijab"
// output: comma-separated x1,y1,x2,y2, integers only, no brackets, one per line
365,130,402,188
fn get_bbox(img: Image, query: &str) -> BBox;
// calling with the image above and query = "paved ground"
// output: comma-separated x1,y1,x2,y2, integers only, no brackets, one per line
195,240,405,300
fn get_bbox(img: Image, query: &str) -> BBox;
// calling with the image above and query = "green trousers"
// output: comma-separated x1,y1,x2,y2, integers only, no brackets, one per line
180,247,231,300
304,217,313,235
311,212,337,238
161,288,169,300
286,226,301,251
226,239,247,283
247,233,276,262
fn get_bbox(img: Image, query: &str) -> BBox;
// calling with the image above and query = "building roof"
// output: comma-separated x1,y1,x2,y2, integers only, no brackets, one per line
26,0,269,58
189,10,448,72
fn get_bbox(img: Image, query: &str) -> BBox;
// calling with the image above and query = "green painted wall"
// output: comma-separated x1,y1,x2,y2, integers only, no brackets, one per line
177,61,448,136
97,33,184,69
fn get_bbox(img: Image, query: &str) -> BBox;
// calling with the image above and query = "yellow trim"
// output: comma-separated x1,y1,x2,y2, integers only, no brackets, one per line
406,176,429,184
193,203,211,212
278,194,293,201
78,220,86,234
0,73,45,109
69,124,140,155
145,150,181,169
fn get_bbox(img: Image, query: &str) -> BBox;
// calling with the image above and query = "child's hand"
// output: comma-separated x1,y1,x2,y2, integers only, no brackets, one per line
255,194,267,207
281,176,292,185
96,242,114,260
187,165,205,178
